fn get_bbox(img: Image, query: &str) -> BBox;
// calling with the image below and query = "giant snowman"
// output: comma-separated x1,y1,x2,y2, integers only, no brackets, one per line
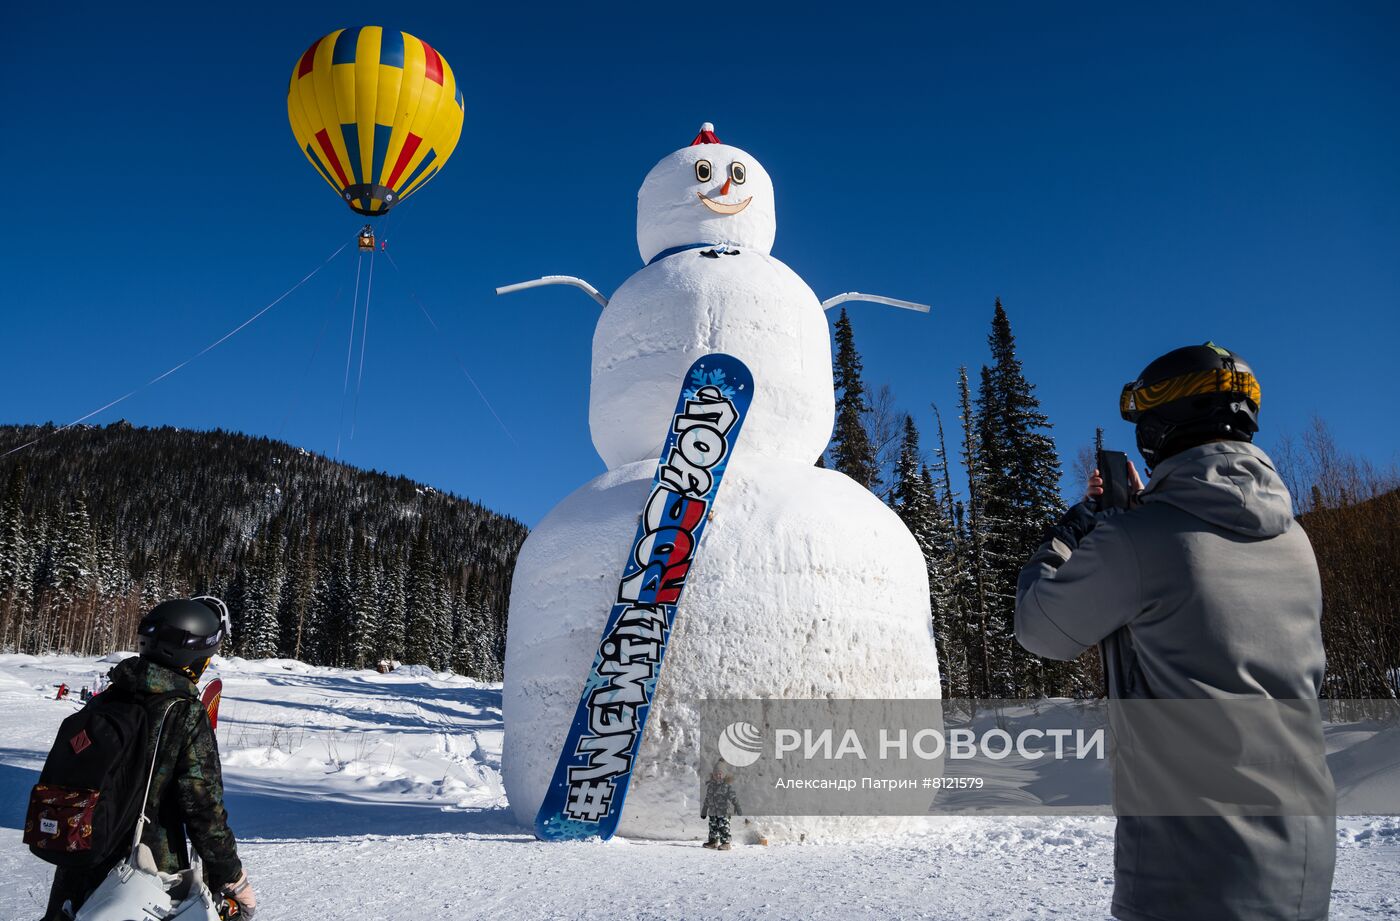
501,124,941,842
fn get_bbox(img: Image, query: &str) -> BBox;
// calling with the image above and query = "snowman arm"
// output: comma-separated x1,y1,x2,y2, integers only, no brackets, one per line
821,293,930,314
495,276,608,308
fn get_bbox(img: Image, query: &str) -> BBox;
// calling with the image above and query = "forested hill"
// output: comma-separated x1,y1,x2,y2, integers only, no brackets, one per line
1298,486,1400,699
0,423,529,679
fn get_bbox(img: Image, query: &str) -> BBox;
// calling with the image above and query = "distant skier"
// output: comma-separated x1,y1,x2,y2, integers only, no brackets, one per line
53,683,68,700
1014,343,1334,921
700,767,741,850
78,686,90,702
42,597,258,920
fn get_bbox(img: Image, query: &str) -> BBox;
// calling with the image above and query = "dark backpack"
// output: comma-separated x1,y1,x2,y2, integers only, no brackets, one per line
23,688,186,868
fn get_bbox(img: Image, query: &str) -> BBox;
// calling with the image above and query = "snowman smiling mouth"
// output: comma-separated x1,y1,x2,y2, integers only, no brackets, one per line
698,191,752,215
697,177,752,215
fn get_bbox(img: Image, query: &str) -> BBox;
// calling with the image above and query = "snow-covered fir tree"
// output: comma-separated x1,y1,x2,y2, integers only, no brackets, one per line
432,581,455,671
924,404,967,697
278,530,317,661
973,364,1016,619
0,466,32,650
888,414,967,697
974,299,1069,696
349,531,381,668
925,407,962,611
375,550,408,664
450,580,504,681
957,366,999,699
92,533,130,653
240,522,285,659
51,496,96,610
48,496,98,652
315,535,354,666
889,415,935,556
404,528,442,667
450,586,474,676
829,308,880,490
23,511,53,652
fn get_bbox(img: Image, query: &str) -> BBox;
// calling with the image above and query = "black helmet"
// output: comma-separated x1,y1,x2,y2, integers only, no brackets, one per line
137,596,231,679
1120,342,1261,467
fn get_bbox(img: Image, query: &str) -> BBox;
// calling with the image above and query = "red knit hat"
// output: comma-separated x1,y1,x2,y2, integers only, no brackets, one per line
690,122,721,146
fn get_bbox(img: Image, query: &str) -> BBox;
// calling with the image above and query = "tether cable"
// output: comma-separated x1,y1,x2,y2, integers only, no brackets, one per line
382,250,517,447
336,251,365,459
3,238,353,460
350,247,376,441
276,283,343,439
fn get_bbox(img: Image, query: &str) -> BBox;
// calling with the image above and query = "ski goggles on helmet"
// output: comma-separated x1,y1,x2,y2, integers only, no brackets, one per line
192,595,233,647
137,619,225,651
1120,368,1261,423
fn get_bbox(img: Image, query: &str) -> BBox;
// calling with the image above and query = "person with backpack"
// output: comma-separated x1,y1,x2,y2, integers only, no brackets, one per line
1014,343,1334,921
32,597,257,920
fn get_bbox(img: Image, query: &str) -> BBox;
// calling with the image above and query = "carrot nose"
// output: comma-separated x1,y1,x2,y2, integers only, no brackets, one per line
720,177,732,196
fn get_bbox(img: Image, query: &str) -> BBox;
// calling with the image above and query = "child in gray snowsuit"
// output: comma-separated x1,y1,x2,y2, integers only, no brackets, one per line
701,767,741,850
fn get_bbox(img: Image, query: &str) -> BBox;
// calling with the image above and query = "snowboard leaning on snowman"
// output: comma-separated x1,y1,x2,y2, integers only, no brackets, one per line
535,354,753,841
501,123,943,843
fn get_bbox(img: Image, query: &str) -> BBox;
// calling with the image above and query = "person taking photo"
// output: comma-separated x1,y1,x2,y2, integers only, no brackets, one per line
1014,342,1334,921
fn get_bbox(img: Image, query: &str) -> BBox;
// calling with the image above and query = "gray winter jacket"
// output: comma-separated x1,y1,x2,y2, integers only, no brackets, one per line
1016,441,1335,921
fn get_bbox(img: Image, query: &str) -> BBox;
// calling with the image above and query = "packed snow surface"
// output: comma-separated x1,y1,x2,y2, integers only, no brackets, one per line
2,654,1396,920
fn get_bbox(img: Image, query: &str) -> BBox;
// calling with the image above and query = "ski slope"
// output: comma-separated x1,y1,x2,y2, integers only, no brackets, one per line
1,654,1396,920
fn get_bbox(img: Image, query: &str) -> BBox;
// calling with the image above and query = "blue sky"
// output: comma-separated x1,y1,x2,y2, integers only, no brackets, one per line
2,2,1396,526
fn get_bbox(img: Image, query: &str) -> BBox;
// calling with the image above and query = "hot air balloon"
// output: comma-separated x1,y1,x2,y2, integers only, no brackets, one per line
288,26,464,217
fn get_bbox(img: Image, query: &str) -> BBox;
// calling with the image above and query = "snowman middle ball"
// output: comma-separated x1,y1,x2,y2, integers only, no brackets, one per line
590,251,835,469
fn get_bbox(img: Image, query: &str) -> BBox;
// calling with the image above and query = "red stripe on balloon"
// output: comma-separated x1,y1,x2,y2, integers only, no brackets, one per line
422,40,443,85
386,133,422,188
297,38,321,78
315,129,351,187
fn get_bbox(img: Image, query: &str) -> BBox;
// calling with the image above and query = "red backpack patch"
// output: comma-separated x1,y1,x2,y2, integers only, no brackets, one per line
69,730,93,755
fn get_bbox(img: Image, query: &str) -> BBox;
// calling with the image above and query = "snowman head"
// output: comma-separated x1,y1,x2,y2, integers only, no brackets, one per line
636,123,777,264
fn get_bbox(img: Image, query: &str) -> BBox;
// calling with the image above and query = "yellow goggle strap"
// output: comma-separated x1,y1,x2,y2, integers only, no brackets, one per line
1120,368,1261,420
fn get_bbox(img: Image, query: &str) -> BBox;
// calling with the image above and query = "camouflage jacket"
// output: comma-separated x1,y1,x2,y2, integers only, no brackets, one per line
107,657,243,888
700,777,742,818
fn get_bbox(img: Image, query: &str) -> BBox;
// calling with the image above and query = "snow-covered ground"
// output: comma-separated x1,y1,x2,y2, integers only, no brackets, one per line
1,654,1395,920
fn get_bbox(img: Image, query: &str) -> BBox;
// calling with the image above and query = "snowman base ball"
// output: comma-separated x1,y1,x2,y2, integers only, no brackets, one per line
502,452,943,842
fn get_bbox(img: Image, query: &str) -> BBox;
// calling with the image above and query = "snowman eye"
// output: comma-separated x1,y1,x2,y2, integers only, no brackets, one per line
729,162,747,185
695,160,712,183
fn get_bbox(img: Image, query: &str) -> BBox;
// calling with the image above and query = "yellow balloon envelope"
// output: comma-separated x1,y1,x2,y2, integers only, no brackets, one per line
288,26,464,217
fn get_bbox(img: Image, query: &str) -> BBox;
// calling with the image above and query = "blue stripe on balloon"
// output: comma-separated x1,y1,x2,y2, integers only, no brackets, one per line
370,124,393,184
406,164,440,197
305,143,339,190
340,124,365,189
379,29,405,69
395,149,437,195
332,27,362,65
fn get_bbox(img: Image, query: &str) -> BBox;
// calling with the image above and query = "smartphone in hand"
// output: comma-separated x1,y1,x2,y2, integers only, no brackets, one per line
1096,449,1132,511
